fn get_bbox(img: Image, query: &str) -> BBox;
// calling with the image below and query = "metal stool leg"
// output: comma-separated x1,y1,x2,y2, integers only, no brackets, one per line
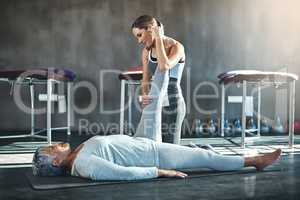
30,82,35,135
257,83,261,136
67,82,72,135
128,83,133,135
47,79,53,145
120,80,125,135
288,80,296,148
220,83,225,137
241,80,247,148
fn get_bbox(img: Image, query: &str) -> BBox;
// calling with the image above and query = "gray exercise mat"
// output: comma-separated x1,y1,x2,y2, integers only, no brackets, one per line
26,167,282,190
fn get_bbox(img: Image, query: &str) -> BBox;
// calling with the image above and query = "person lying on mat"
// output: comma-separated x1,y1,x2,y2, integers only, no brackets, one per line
32,135,281,180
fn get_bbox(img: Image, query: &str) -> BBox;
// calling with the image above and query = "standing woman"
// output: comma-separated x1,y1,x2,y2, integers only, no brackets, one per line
132,15,186,144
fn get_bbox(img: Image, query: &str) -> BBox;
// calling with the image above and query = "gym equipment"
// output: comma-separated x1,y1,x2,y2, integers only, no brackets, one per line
272,116,285,135
284,120,300,135
218,70,298,148
199,121,210,137
38,94,66,113
292,120,300,134
0,68,76,145
193,119,204,137
207,119,217,136
246,117,257,137
119,66,143,135
260,118,271,135
223,119,234,137
233,119,242,135
246,118,256,130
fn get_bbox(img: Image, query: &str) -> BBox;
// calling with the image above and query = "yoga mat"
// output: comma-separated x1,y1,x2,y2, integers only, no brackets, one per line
26,167,282,190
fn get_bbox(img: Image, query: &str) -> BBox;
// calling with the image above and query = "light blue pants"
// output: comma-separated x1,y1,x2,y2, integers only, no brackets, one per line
157,142,245,171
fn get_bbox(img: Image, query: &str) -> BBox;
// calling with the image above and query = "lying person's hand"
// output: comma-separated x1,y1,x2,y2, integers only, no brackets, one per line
142,95,152,108
157,169,188,178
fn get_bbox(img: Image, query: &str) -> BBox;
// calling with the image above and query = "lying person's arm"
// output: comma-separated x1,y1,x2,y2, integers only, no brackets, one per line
74,155,158,181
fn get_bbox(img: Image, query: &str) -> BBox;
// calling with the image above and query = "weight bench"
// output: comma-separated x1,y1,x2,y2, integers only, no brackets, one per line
119,66,143,135
218,70,298,148
0,68,76,145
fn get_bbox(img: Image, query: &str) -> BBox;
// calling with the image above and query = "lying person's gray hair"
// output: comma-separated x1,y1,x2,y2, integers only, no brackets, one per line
32,147,67,176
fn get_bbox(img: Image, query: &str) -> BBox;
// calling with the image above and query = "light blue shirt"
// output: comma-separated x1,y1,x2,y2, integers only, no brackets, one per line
71,135,159,181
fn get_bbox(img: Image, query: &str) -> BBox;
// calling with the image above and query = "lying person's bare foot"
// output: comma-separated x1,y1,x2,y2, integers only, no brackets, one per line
254,149,282,171
245,149,281,171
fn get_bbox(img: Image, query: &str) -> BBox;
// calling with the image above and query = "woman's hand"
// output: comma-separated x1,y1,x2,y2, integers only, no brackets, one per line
157,169,188,178
141,95,152,108
150,23,164,39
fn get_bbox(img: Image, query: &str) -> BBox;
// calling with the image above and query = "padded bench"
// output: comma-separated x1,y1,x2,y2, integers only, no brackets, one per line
0,68,76,145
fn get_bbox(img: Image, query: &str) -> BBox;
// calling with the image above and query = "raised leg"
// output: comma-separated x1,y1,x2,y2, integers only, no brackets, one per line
135,68,169,142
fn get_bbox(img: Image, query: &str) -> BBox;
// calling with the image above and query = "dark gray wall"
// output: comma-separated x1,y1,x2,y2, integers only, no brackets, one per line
0,0,299,133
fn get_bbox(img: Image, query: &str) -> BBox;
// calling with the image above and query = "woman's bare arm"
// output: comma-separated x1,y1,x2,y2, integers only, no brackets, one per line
151,25,184,72
141,48,151,95
155,37,184,72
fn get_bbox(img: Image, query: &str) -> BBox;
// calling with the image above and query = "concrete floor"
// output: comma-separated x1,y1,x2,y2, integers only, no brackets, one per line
1,132,300,200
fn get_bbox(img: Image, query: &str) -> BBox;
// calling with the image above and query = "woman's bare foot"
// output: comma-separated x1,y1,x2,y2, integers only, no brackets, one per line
254,149,282,171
